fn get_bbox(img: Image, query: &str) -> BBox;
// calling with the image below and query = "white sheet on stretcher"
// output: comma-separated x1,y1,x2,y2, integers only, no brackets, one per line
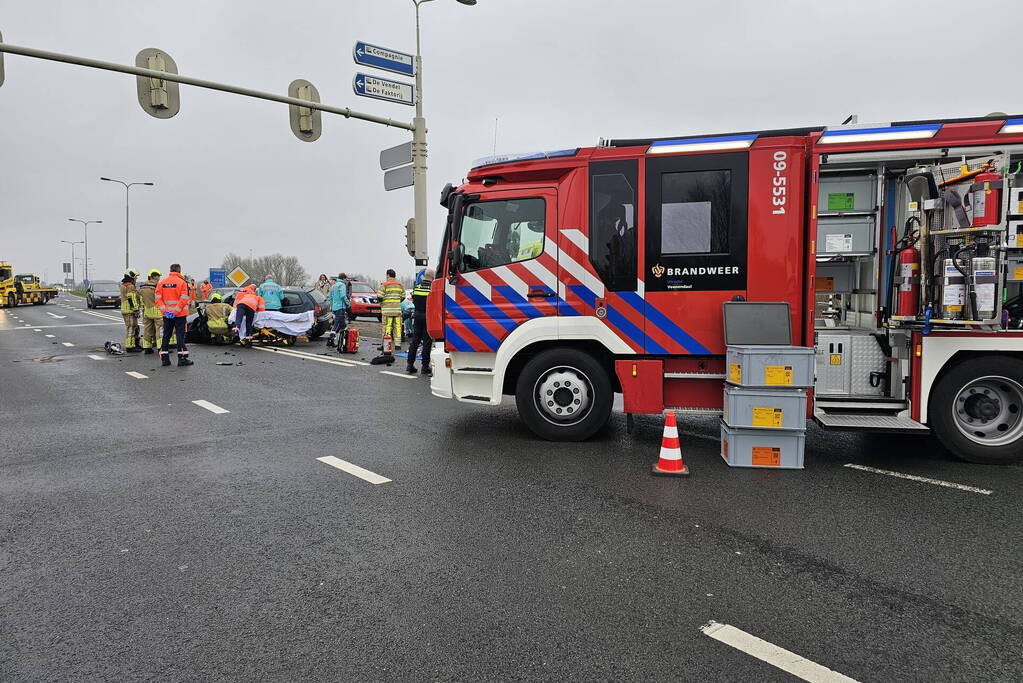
228,309,314,337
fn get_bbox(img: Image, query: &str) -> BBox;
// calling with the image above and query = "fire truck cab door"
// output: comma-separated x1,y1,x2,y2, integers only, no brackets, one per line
641,151,749,354
444,188,559,352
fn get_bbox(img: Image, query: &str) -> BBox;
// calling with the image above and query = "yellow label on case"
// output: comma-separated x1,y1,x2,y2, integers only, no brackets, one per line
1014,266,1023,281
729,363,741,383
752,407,783,428
830,354,842,365
752,446,781,467
764,365,793,385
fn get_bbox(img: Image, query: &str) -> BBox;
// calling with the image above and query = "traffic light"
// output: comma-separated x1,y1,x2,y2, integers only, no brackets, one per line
405,218,416,258
134,48,180,119
288,79,321,142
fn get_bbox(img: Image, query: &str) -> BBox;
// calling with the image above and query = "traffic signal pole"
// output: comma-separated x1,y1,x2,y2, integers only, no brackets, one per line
0,41,416,132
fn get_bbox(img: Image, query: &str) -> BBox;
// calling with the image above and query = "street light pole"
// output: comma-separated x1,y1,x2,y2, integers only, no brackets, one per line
68,218,103,284
100,177,154,270
411,0,476,266
60,239,84,286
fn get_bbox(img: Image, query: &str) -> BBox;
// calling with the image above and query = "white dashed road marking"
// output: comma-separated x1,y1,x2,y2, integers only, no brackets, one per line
192,399,230,415
125,371,148,379
252,345,356,367
380,370,416,380
33,328,41,332
701,621,859,683
843,463,993,495
316,456,391,485
88,355,104,360
45,334,55,338
46,312,66,319
62,342,75,347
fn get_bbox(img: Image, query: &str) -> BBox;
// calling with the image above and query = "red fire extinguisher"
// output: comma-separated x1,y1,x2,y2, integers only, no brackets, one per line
967,171,1003,227
897,246,920,317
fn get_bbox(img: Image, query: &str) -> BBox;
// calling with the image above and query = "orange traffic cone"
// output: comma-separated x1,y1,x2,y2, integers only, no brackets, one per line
652,411,689,477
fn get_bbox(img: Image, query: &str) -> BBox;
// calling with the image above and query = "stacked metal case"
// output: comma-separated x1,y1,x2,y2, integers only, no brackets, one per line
720,345,813,469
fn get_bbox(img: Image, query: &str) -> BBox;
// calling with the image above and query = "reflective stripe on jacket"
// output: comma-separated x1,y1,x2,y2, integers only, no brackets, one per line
139,281,161,318
155,272,190,317
377,279,405,316
412,281,431,318
258,281,284,310
120,282,141,313
234,287,266,312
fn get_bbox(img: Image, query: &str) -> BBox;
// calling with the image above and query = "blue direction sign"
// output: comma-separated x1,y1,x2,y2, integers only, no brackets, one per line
208,268,226,288
353,73,414,106
353,41,415,77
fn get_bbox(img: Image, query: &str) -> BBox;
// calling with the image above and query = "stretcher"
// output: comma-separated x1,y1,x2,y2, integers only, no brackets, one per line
228,309,315,346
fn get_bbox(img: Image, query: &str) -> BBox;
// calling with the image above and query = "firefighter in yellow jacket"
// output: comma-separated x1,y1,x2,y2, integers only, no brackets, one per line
377,268,406,350
119,269,142,352
138,269,163,354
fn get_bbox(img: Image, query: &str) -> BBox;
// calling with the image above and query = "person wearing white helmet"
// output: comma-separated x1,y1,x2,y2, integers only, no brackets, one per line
119,268,142,353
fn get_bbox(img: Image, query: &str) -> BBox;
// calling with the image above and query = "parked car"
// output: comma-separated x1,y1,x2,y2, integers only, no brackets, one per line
86,280,121,308
348,281,381,321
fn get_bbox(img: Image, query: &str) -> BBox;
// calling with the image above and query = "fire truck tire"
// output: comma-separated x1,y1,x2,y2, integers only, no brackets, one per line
930,356,1023,464
6,294,15,308
515,348,612,441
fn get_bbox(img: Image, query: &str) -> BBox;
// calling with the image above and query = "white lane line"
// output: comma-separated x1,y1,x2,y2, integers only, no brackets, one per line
125,371,148,379
33,328,41,332
192,399,230,415
251,345,356,367
46,312,66,319
0,322,121,331
62,342,75,347
45,334,55,338
88,354,104,360
267,345,371,366
380,370,416,380
843,464,992,495
316,456,391,485
701,621,859,683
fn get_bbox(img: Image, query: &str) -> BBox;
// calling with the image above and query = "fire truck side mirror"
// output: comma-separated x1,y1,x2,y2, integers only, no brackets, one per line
448,242,464,281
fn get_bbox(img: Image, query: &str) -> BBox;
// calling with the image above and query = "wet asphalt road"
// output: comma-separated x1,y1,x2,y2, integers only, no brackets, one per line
2,295,1022,682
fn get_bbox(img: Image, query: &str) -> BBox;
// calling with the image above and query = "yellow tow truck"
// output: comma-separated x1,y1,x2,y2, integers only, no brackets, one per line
0,262,60,307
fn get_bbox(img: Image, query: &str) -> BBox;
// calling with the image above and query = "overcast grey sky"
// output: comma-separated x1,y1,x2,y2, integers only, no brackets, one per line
1,0,1019,283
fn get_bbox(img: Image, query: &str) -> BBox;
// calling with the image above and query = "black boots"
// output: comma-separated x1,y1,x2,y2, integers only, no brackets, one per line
143,348,154,355
161,355,171,367
178,355,194,366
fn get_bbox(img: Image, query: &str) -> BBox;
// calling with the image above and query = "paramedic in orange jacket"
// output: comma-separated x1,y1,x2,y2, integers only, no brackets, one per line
233,284,265,347
200,279,213,301
155,263,194,367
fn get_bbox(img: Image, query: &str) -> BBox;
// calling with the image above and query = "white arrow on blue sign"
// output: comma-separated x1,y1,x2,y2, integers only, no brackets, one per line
353,41,415,77
353,73,414,106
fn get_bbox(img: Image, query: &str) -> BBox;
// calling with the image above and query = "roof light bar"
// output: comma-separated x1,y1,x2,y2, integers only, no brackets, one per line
471,148,578,169
648,134,757,155
999,118,1023,134
819,123,941,145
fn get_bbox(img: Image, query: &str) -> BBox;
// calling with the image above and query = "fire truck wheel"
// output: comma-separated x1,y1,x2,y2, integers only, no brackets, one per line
6,294,15,308
515,348,612,441
930,356,1023,464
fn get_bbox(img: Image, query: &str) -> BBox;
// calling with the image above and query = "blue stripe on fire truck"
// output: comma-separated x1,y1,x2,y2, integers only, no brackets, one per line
493,285,546,320
444,325,474,352
458,285,519,332
568,285,652,351
445,296,501,351
617,292,710,354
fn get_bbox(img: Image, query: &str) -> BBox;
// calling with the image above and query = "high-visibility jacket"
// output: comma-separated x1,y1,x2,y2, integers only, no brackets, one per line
205,302,233,333
258,280,284,310
412,280,432,319
377,278,405,316
138,279,161,318
120,280,141,313
200,282,213,300
188,281,197,306
155,271,191,317
234,286,266,312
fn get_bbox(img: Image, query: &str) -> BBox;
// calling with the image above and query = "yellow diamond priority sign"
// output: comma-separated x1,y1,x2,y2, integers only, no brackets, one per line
227,266,249,287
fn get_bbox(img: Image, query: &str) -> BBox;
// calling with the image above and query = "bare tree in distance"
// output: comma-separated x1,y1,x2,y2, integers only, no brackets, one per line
222,253,310,287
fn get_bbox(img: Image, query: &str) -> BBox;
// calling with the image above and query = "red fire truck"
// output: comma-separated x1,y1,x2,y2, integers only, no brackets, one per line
426,114,1023,464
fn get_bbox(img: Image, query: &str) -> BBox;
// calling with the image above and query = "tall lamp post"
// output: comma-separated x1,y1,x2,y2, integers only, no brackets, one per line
411,0,476,265
59,239,84,286
67,218,103,284
100,177,154,270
